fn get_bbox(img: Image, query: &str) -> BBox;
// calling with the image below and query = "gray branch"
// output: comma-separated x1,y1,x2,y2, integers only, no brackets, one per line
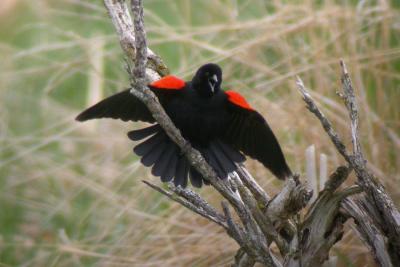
297,62,400,266
339,60,361,155
285,166,353,267
339,61,400,265
104,0,168,82
266,175,312,223
142,180,227,229
342,197,393,267
296,77,351,162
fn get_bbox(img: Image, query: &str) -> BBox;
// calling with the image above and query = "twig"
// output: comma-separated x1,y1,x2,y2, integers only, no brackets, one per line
131,0,147,83
142,180,227,228
221,201,279,267
168,183,226,223
231,173,289,255
103,0,168,80
221,201,246,247
296,76,351,162
237,165,270,208
340,60,361,156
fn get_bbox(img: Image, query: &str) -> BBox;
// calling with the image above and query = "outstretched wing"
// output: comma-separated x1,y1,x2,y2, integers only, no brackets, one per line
75,76,185,123
221,90,292,180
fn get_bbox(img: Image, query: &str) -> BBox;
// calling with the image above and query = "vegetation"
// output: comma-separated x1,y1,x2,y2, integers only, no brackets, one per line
0,0,399,266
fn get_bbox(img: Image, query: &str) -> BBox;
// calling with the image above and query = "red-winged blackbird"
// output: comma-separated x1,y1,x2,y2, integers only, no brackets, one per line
76,63,292,187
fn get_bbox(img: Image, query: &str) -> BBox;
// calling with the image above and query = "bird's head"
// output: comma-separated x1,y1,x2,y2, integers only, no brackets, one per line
192,63,222,97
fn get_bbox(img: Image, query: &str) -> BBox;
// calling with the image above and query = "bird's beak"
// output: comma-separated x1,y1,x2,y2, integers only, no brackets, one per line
211,74,218,84
209,74,218,93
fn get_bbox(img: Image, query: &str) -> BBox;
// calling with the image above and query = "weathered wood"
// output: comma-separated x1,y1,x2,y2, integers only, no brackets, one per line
297,63,400,266
343,197,393,267
284,166,353,267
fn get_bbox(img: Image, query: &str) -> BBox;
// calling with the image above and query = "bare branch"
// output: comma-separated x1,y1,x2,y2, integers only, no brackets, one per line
237,166,270,207
266,175,312,222
103,0,168,81
322,165,350,193
221,201,246,246
342,198,393,267
296,62,400,265
296,76,351,162
286,166,353,267
339,60,361,156
232,248,256,267
168,183,226,223
221,201,279,267
142,180,227,228
231,174,289,255
131,0,147,82
125,0,233,199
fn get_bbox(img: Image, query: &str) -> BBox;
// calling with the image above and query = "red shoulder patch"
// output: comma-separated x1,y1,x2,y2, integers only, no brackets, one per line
149,75,185,90
225,90,254,111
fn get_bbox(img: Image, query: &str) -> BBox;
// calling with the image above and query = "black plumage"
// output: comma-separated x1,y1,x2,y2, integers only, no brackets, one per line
76,63,292,187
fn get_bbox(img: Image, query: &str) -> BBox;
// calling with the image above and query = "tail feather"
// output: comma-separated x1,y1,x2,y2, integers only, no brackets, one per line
174,158,190,188
210,141,237,177
174,157,187,187
161,147,178,182
218,141,246,163
207,144,229,179
203,148,225,178
130,124,246,188
128,124,162,141
133,131,165,156
141,140,168,167
182,162,189,188
151,142,176,177
189,168,203,188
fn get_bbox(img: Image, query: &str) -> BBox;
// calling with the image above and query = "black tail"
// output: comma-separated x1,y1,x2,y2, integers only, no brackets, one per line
128,124,245,188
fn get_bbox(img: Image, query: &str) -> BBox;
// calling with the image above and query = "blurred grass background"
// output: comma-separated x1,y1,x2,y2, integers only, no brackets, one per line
0,0,399,266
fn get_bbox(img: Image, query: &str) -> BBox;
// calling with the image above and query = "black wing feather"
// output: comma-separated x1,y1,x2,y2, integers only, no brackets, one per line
151,142,176,177
133,131,164,156
217,141,246,163
128,124,162,141
76,89,155,123
222,102,292,180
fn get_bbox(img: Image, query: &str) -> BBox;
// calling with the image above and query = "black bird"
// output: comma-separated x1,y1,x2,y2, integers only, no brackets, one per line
76,63,292,187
